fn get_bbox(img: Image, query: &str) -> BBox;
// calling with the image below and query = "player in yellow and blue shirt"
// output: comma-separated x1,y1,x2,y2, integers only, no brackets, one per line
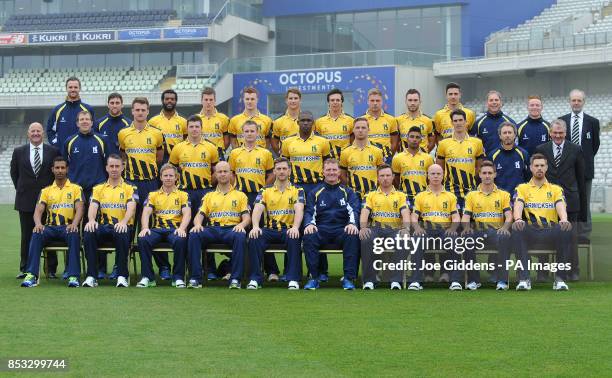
461,161,513,290
392,126,434,203
247,157,306,289
228,88,272,148
433,82,476,141
148,90,187,160
22,156,85,288
198,87,230,158
361,88,399,164
396,89,435,152
188,161,251,288
511,153,572,289
271,88,301,154
314,88,354,159
82,154,138,287
136,164,191,288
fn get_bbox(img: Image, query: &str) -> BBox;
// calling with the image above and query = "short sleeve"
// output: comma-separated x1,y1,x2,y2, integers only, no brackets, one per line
433,111,442,134
321,139,331,158
346,116,354,134
239,193,249,214
129,185,139,204
554,185,565,204
145,192,155,209
209,144,220,165
75,186,84,203
449,193,458,214
436,140,447,159
515,185,526,203
425,154,434,169
38,187,49,205
254,188,266,206
155,130,164,149
463,193,474,215
91,185,102,204
281,138,290,158
264,150,274,171
399,193,409,211
228,117,238,136
314,119,323,134
375,148,384,166
272,119,282,138
179,117,187,135
391,154,401,174
169,144,180,165
198,193,209,215
181,192,190,208
364,192,373,211
227,149,237,171
475,139,484,159
413,194,422,214
339,148,349,169
118,129,126,150
502,191,511,212
389,117,398,134
296,187,305,204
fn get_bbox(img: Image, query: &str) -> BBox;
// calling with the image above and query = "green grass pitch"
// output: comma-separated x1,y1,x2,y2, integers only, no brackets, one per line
1,204,611,376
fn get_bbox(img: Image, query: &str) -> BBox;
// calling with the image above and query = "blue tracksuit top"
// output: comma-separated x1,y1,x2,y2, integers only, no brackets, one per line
304,182,359,230
517,116,550,156
471,111,515,157
63,131,108,191
96,113,131,156
490,145,529,196
47,98,95,148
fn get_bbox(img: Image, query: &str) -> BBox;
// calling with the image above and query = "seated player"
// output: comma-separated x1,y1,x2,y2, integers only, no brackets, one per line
136,164,191,288
188,161,251,289
512,153,572,291
247,157,305,290
359,164,411,290
302,158,360,290
82,154,138,288
461,160,512,291
21,156,84,288
409,164,462,291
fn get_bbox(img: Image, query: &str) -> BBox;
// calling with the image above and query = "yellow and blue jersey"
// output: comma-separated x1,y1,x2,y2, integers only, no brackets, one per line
169,139,220,190
198,110,230,151
396,112,434,152
228,146,274,194
148,111,187,156
91,180,138,226
433,104,476,139
38,180,84,226
145,188,190,229
255,183,305,230
436,135,484,198
339,143,384,197
362,111,398,159
363,188,409,228
272,113,299,142
391,150,434,201
281,134,331,184
118,124,164,181
464,185,511,230
413,189,458,229
515,180,565,228
199,188,249,227
314,112,354,158
228,111,273,148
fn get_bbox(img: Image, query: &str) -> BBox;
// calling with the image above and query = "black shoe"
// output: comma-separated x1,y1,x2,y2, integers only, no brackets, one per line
16,272,26,279
48,272,58,279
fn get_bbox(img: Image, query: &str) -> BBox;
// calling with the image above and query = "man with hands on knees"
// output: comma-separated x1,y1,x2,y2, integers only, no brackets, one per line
247,157,305,290
136,164,191,288
409,164,462,291
359,164,411,291
188,161,251,289
82,154,138,288
302,158,360,290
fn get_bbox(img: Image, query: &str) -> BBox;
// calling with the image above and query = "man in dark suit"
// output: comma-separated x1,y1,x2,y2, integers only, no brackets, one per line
560,89,599,243
10,122,61,278
536,119,587,281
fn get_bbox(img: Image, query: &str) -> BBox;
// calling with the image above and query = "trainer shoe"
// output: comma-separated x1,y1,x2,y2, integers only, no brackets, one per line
495,281,509,291
267,274,279,282
449,281,462,291
21,273,38,288
516,280,531,291
342,278,355,290
465,281,481,291
68,276,80,288
188,279,202,289
116,276,129,288
136,277,156,288
159,267,171,281
363,281,375,290
247,280,260,290
553,280,569,291
390,282,402,290
288,281,300,290
108,265,119,280
206,272,218,281
318,273,329,282
82,276,98,288
408,282,423,291
97,270,106,280
439,273,450,283
229,279,241,289
304,279,319,290
174,279,186,288
222,273,231,281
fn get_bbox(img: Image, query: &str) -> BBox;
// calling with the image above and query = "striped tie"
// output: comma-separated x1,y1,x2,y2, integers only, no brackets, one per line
554,145,562,167
571,114,580,145
33,147,41,176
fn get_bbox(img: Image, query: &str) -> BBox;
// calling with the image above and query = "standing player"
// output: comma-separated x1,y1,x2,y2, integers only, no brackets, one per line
361,88,399,164
96,92,131,156
21,156,84,288
512,153,572,291
148,89,187,162
472,90,516,157
359,164,411,290
409,164,461,291
314,88,354,159
198,87,230,159
461,161,513,290
47,76,95,149
228,87,273,148
392,126,434,204
247,157,305,290
188,161,251,289
82,155,137,288
490,122,529,196
436,109,484,211
517,95,550,156
340,117,384,201
136,164,190,288
396,89,435,153
434,82,475,141
271,88,301,154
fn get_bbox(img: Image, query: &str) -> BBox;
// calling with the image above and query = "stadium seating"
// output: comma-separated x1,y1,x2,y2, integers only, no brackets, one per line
173,77,213,92
182,14,216,26
0,66,172,94
0,131,27,188
2,9,176,32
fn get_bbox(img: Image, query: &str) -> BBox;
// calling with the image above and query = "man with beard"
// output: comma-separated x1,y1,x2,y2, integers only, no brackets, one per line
149,89,187,163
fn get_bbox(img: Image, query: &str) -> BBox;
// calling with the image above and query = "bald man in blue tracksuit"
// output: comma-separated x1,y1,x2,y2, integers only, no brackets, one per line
302,159,360,290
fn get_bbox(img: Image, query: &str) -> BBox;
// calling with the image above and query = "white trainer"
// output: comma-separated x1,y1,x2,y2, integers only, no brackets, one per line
466,281,481,291
362,281,374,290
449,281,462,291
390,282,402,290
116,276,129,288
288,281,300,290
516,280,531,291
247,280,260,290
495,281,509,291
82,276,98,288
408,282,423,291
174,279,186,288
553,280,569,291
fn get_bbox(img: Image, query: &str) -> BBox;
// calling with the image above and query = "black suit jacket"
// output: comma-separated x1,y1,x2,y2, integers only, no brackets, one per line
560,112,600,179
10,143,60,212
536,141,587,221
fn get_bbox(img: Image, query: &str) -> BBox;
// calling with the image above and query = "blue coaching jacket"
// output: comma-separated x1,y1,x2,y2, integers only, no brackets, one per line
46,98,95,148
304,182,360,231
96,113,131,156
63,131,108,191
471,111,515,157
490,145,529,196
517,116,550,156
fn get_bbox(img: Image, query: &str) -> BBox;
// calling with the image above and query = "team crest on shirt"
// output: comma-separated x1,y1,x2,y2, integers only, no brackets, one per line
256,158,261,166
312,145,317,152
342,125,348,132
442,201,448,209
383,124,389,130
175,124,180,131
419,160,424,167
547,192,552,199
201,152,206,159
288,197,295,205
368,155,373,162
92,146,98,154
467,147,473,154
215,123,220,130
146,137,152,145
495,200,500,209
175,199,179,206
393,200,398,209
232,200,237,208
67,193,72,200
120,193,125,200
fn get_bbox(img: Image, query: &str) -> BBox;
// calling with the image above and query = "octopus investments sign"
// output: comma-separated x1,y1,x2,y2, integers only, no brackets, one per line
232,66,395,115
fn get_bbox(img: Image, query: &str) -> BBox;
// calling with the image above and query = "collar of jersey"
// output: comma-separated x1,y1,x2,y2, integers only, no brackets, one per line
284,110,299,121
272,181,294,191
366,110,386,120
214,186,236,195
158,187,180,195
242,110,262,118
326,111,346,121
450,133,470,142
444,103,464,111
129,123,152,132
52,179,74,189
402,148,425,157
65,97,82,104
376,186,397,195
402,112,423,120
425,187,446,195
104,179,125,188
351,141,373,150
476,184,499,194
159,110,181,119
199,109,218,119
528,179,550,188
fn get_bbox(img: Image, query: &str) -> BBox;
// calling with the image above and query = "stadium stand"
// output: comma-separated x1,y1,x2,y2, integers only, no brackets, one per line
173,77,212,91
2,9,176,32
0,129,27,188
0,66,171,94
182,14,216,26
